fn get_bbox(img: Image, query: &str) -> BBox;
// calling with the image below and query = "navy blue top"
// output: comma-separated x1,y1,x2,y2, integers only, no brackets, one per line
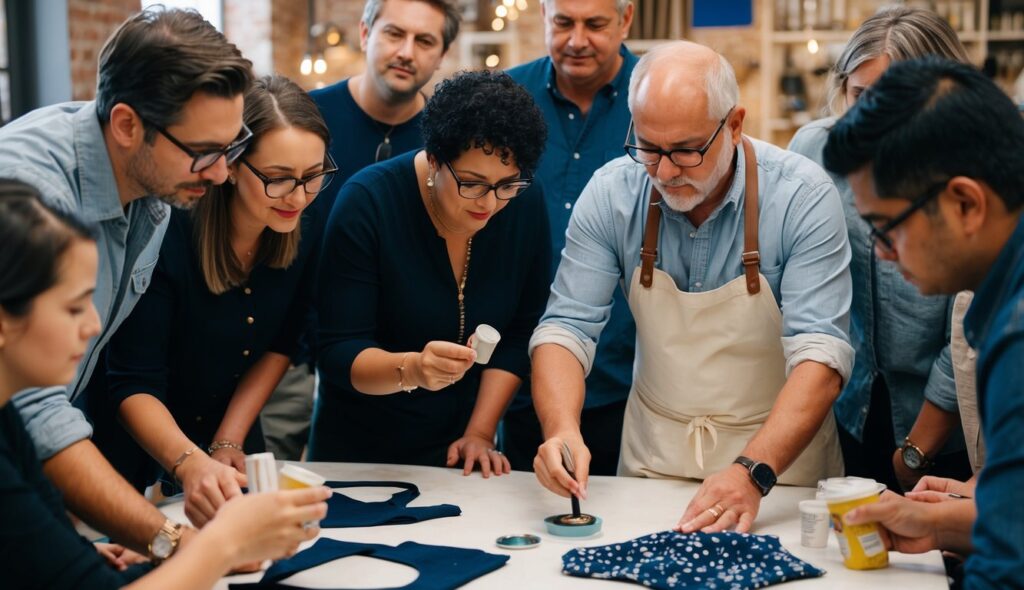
321,481,460,528
310,151,552,465
0,403,149,589
103,208,317,448
302,78,426,366
507,46,638,410
962,216,1024,589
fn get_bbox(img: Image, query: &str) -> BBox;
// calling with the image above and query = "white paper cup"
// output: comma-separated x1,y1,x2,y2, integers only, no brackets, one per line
799,499,830,548
470,324,501,364
244,452,278,493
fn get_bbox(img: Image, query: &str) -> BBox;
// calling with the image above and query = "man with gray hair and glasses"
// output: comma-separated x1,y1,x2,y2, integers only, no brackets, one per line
530,41,854,533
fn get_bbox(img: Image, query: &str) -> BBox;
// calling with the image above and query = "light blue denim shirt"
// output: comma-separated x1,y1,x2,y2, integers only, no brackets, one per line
0,101,168,460
789,118,959,448
530,137,855,382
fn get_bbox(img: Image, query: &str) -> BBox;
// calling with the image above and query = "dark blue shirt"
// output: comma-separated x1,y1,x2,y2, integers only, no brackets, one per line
310,151,552,465
963,215,1024,589
507,47,638,410
103,209,317,448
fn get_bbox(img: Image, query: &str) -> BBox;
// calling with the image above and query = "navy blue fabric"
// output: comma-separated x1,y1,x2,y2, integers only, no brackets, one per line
562,531,825,589
229,538,508,590
322,481,460,528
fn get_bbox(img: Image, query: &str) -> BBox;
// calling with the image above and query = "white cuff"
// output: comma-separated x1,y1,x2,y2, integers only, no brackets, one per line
782,333,855,385
528,324,596,376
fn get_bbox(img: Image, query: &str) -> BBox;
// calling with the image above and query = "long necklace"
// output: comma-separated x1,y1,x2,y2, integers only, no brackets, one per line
426,178,473,343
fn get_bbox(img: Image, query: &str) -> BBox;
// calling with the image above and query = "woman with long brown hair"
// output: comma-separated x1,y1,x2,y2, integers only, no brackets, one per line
89,74,336,528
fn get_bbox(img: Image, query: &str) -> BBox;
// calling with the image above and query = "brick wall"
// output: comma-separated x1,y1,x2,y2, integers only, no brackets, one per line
68,0,141,100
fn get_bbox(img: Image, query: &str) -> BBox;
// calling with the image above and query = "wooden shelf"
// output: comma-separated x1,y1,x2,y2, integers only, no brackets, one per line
987,31,1024,42
769,29,859,44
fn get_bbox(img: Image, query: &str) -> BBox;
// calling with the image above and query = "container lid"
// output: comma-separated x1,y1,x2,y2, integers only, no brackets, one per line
496,534,541,549
279,463,327,487
822,478,879,504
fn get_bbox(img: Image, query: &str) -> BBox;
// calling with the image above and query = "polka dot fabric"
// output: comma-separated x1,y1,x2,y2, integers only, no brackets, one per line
561,530,825,589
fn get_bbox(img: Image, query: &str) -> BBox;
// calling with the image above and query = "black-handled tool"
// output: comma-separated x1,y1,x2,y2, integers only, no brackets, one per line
560,441,581,518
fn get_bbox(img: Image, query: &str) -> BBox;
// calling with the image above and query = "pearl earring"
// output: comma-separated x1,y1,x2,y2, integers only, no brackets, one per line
426,173,435,188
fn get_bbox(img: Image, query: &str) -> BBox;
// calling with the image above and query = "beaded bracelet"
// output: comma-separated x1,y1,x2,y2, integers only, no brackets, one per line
208,440,243,454
397,352,417,392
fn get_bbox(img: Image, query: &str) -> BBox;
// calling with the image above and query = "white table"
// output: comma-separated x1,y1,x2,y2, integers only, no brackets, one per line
161,462,947,589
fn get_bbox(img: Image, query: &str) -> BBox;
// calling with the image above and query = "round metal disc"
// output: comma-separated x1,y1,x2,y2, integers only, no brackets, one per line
495,534,542,549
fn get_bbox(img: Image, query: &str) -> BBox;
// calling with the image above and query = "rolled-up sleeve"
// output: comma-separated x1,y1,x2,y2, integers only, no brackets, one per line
779,181,855,383
529,173,625,376
10,387,92,461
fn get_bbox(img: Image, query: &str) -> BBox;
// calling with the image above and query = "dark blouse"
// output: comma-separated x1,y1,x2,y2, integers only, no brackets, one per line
100,208,317,469
310,151,552,465
0,403,150,589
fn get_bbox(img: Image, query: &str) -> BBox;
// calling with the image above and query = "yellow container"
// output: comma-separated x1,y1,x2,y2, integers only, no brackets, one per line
278,464,326,490
823,479,889,570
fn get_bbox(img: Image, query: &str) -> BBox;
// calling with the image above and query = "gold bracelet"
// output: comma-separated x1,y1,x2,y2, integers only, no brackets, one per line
170,446,201,481
208,440,243,454
397,353,417,392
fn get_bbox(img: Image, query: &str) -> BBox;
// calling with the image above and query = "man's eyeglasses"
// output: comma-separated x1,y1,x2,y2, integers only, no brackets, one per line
151,120,254,173
240,154,339,199
443,160,532,200
868,179,950,252
623,107,735,169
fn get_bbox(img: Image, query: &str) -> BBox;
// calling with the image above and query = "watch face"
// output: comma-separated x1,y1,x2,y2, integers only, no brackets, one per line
903,446,924,470
152,534,173,559
751,463,777,495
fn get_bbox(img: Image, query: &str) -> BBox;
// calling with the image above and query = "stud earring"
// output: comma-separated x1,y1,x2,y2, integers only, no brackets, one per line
426,173,435,188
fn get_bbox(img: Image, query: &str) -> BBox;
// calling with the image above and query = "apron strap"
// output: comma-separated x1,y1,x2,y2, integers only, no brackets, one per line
741,136,761,295
639,136,760,293
640,186,663,288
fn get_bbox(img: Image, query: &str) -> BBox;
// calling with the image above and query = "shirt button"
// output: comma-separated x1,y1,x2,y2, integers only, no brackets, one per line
564,202,572,210
695,282,703,289
573,152,580,160
243,350,250,357
244,287,252,295
246,316,254,325
689,232,696,238
568,113,575,120
612,91,619,97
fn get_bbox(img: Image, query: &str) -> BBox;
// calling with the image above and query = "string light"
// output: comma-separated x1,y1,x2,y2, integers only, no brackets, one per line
313,55,327,74
300,53,313,75
495,5,507,17
807,38,819,54
492,17,505,31
485,54,500,68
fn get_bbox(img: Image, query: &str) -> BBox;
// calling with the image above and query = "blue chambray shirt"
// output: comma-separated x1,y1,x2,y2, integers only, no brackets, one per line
507,46,639,410
962,216,1024,590
0,102,168,460
530,138,855,382
789,119,959,448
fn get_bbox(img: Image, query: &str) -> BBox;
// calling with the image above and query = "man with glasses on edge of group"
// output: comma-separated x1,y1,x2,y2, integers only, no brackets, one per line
529,41,855,533
822,56,1024,590
0,7,253,566
258,0,460,463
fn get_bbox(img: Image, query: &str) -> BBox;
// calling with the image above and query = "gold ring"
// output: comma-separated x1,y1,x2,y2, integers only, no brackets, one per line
707,506,722,519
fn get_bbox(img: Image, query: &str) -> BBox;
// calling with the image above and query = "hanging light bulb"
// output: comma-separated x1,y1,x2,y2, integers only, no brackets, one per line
491,17,505,31
300,53,313,75
507,6,519,20
313,54,327,74
485,54,500,68
516,0,527,9
807,38,819,54
495,5,508,17
502,0,514,6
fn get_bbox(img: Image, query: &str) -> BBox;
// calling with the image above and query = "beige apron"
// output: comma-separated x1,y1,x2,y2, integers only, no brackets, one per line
618,138,843,486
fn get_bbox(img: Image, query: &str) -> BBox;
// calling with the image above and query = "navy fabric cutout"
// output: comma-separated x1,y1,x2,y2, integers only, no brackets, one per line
321,481,461,528
228,537,509,590
562,530,825,589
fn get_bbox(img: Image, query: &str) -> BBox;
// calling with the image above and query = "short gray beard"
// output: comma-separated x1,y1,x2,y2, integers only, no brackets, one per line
658,141,735,213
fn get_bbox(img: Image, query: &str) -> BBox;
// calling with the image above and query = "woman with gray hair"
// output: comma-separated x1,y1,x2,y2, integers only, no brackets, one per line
788,5,973,493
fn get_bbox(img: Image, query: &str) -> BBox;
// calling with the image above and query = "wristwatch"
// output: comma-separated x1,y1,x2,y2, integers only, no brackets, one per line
733,456,777,497
148,519,184,562
900,438,933,471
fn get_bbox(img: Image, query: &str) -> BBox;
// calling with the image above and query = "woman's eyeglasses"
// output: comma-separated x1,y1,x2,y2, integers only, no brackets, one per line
442,160,532,200
240,154,339,199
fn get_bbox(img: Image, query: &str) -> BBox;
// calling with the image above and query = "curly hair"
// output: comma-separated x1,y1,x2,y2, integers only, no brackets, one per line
422,70,547,174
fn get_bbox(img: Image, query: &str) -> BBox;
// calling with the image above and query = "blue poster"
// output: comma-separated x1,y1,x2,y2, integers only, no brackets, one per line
692,0,753,27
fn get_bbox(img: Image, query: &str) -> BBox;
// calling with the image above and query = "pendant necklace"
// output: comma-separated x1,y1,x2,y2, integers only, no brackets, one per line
426,176,473,344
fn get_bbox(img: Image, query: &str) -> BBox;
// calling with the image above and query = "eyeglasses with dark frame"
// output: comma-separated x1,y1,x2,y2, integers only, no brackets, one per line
147,118,254,173
867,179,950,252
442,160,532,200
239,154,339,199
623,106,735,169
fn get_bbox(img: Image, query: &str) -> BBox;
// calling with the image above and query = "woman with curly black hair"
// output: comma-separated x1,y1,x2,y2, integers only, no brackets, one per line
309,70,551,474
